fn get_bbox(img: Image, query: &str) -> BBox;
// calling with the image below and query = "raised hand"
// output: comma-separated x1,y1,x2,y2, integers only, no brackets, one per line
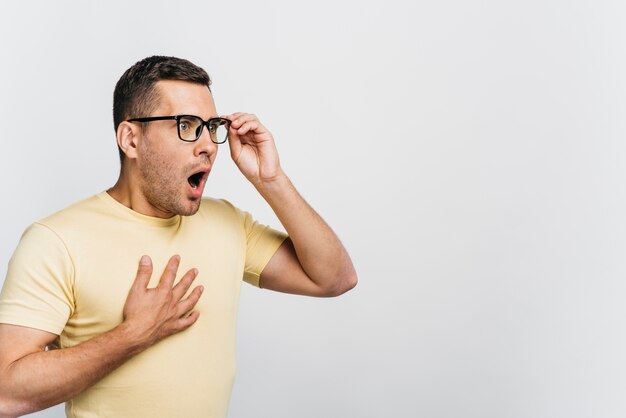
122,255,203,345
224,112,283,185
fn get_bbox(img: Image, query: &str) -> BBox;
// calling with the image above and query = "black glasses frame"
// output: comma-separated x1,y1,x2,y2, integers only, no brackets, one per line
127,115,231,144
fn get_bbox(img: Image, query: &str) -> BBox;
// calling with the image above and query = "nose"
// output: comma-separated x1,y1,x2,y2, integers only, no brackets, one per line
193,123,218,157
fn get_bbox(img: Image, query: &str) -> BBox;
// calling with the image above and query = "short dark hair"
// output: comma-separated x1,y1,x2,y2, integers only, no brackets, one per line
112,56,212,161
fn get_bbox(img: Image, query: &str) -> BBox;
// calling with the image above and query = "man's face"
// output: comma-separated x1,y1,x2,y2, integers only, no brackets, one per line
135,80,219,217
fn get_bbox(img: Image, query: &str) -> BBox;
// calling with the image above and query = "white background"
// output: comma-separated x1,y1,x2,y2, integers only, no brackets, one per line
1,1,624,417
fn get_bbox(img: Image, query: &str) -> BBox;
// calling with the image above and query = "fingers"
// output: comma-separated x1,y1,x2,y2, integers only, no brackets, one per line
172,267,199,301
158,255,180,289
176,310,200,330
224,112,248,123
236,121,260,136
156,256,202,312
230,115,261,135
224,113,267,136
133,255,153,290
225,119,243,161
176,285,204,316
124,255,204,342
227,130,242,161
172,283,203,334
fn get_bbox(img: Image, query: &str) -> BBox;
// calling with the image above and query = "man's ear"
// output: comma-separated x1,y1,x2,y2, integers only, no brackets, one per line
117,121,140,159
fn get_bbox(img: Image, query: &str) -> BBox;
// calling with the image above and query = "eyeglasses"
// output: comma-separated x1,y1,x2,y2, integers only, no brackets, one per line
127,115,231,144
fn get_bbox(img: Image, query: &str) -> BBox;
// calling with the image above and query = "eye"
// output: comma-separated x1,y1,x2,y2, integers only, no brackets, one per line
179,121,191,132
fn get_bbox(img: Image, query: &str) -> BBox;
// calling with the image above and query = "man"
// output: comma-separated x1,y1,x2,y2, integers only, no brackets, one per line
0,56,356,418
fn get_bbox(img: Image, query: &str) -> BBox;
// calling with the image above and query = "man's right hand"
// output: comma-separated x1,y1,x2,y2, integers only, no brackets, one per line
0,255,204,417
122,255,203,346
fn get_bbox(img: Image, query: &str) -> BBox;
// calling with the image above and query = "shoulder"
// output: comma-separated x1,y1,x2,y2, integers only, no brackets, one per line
186,198,258,237
37,194,103,231
8,195,101,265
195,197,246,220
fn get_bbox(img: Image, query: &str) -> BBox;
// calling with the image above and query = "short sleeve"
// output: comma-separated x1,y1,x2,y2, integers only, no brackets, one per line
240,211,288,287
0,223,75,334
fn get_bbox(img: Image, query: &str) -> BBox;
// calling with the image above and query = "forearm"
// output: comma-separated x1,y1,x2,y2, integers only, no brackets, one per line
225,112,356,294
0,323,146,417
254,171,357,293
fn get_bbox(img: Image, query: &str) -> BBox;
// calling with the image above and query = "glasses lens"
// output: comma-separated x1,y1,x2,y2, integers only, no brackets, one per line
209,119,229,144
178,116,203,141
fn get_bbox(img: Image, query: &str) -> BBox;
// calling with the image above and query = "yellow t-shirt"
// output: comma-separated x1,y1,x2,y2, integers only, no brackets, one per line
0,191,287,418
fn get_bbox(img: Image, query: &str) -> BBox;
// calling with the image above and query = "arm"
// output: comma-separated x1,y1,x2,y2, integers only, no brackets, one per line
225,113,357,297
0,255,203,417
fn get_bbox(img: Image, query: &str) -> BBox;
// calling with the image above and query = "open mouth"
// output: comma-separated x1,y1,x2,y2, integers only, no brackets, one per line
188,171,207,189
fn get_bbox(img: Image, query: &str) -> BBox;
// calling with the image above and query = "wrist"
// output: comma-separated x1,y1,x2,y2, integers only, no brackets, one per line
253,170,292,197
114,321,154,355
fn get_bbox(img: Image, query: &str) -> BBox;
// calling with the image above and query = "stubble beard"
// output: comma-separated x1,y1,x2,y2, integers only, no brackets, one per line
139,138,202,217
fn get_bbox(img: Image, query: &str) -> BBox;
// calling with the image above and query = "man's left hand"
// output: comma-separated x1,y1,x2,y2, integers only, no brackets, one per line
224,112,282,185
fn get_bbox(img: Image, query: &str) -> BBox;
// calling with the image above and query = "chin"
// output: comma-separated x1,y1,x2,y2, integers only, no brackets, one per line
178,199,202,216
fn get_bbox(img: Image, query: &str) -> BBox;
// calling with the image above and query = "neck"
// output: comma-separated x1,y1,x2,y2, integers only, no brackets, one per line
107,166,175,219
107,168,133,210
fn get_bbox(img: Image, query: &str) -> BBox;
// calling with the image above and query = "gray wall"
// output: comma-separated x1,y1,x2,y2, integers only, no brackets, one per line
1,0,623,417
